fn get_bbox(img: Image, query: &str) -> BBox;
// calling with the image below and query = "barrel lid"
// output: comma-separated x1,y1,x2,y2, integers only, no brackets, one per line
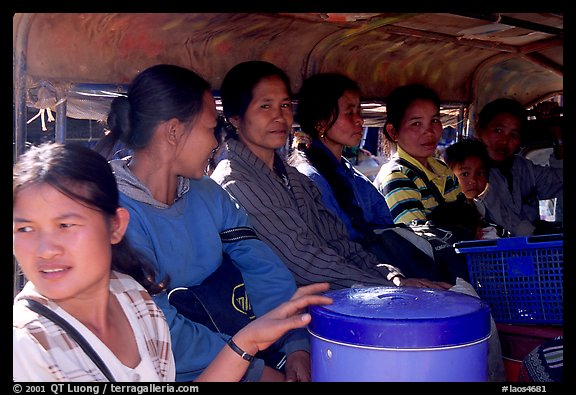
308,286,490,348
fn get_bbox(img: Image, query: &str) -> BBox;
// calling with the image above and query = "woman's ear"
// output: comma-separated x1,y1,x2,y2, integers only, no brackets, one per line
315,121,328,137
385,124,398,142
110,207,130,245
474,126,483,139
164,118,181,146
228,116,241,130
315,120,327,131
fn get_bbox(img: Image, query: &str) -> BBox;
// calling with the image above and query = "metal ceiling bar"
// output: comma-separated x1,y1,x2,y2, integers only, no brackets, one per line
451,13,563,36
519,36,563,55
54,98,67,143
376,24,518,52
523,53,563,76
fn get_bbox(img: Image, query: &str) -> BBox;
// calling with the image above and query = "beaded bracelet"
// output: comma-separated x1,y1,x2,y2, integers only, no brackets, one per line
227,338,254,362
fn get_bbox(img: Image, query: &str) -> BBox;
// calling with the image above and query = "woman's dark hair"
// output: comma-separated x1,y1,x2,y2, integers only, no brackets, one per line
220,60,292,139
296,72,360,139
476,97,526,136
96,64,211,159
13,142,168,294
383,83,441,142
288,73,373,241
444,138,491,172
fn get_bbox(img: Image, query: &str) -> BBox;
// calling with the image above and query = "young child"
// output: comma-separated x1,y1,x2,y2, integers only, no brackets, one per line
444,138,490,201
444,138,509,239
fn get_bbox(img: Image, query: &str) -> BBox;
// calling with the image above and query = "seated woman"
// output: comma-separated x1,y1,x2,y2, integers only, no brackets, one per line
12,142,332,382
288,73,394,240
210,63,504,381
210,60,452,291
13,143,174,382
443,138,510,239
287,72,455,282
370,83,480,277
373,83,463,224
97,64,311,382
474,98,563,236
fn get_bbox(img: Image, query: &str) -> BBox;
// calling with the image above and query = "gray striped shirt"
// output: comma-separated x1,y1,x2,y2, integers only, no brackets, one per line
211,139,402,290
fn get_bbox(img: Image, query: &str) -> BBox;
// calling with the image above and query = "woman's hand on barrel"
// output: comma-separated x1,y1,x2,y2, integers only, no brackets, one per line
232,282,333,354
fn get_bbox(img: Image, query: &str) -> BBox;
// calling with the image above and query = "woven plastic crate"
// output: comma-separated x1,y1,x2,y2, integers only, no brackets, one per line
454,234,563,325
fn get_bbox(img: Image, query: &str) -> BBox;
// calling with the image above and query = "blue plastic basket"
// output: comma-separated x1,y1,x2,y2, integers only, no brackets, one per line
454,234,563,325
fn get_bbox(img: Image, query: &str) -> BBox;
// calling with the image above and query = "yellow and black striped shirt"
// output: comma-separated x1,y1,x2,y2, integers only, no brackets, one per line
374,146,462,224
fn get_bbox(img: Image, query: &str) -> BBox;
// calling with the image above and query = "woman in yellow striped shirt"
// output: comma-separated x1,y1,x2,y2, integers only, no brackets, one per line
373,84,463,224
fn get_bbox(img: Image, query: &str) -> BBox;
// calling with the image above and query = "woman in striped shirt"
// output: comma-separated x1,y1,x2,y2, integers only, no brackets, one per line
373,84,463,224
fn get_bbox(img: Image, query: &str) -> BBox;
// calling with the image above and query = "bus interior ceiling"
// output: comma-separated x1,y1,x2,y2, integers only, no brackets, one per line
14,12,563,154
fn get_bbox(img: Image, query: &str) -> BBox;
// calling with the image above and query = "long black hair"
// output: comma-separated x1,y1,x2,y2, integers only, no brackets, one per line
13,142,168,294
289,73,375,241
95,64,211,159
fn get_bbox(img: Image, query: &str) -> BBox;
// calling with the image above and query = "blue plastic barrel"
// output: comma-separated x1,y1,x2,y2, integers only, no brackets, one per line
309,286,491,382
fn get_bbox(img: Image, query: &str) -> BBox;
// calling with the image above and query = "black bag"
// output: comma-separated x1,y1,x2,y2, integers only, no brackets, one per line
408,222,472,284
167,227,286,370
167,254,254,335
365,227,450,283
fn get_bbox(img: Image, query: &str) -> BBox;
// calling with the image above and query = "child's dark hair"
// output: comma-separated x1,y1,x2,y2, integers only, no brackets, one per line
383,83,441,142
444,138,490,171
13,142,168,294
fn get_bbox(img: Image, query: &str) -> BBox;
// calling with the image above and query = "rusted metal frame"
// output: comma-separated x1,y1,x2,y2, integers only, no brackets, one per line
13,13,35,161
54,97,67,143
373,24,519,52
519,36,563,54
524,90,564,109
13,13,32,297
